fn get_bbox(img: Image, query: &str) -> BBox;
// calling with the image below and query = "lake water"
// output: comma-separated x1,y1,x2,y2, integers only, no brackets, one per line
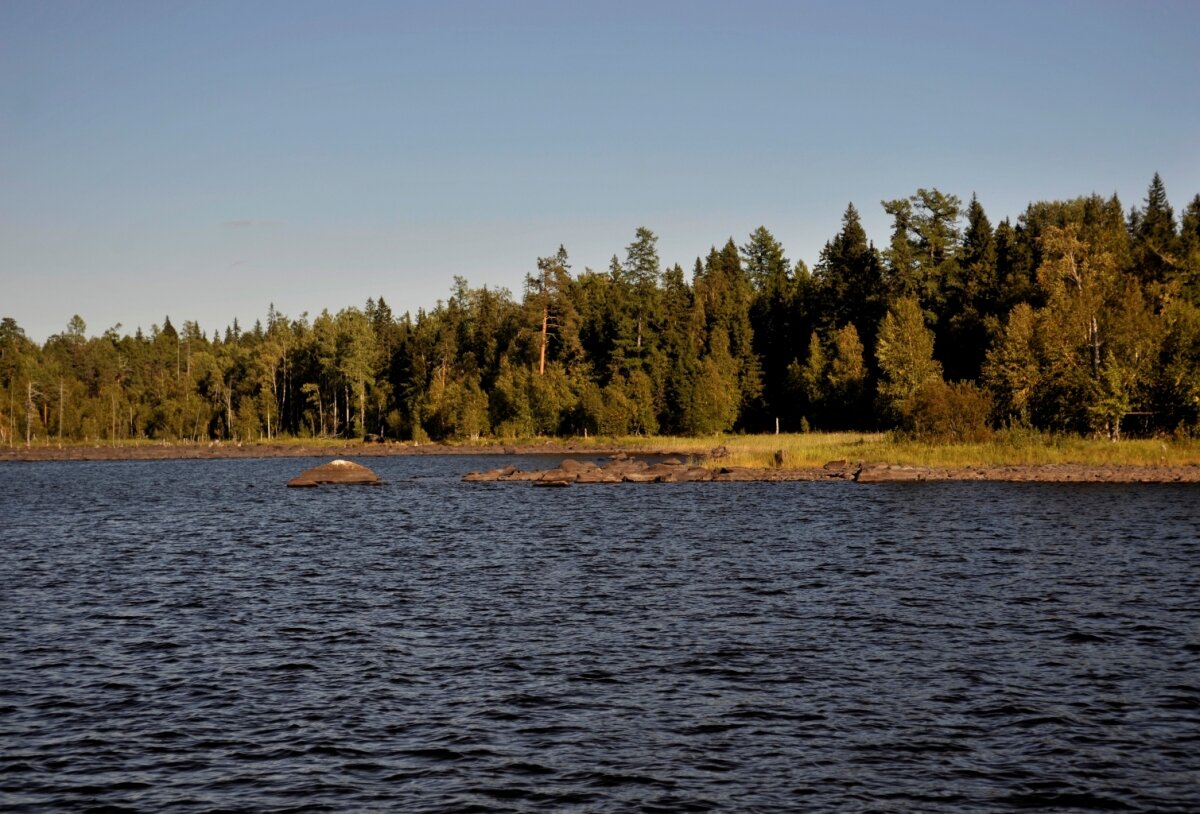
2,455,1199,812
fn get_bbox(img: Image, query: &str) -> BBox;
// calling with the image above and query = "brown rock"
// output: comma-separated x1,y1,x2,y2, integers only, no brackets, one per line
559,458,599,473
574,469,625,484
603,459,648,475
507,470,544,481
658,466,714,483
854,464,926,483
538,469,579,484
287,459,382,487
462,464,519,482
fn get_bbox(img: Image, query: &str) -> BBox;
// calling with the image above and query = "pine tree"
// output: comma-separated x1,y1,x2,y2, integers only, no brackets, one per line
1129,172,1179,287
940,194,1000,381
526,245,577,376
1180,194,1200,303
743,226,796,429
882,188,962,314
813,204,887,363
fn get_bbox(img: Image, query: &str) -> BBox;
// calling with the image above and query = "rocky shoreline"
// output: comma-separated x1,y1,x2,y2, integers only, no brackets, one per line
465,456,1200,484
2,442,1198,483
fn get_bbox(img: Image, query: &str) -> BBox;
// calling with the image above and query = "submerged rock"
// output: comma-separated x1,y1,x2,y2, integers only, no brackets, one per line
287,459,382,488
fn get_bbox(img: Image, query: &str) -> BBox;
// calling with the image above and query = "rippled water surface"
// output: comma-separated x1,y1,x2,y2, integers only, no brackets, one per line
2,455,1199,812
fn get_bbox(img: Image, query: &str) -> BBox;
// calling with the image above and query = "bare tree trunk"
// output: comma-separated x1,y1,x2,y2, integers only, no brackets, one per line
539,305,549,376
282,358,288,435
26,380,34,446
58,378,64,446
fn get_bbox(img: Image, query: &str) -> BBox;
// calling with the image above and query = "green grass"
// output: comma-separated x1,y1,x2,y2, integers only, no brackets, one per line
551,431,1200,469
11,430,1200,469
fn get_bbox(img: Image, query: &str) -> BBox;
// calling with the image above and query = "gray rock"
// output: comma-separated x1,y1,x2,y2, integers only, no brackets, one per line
288,459,382,488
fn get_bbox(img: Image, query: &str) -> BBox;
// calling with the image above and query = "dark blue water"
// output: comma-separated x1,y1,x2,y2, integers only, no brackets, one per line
1,455,1198,812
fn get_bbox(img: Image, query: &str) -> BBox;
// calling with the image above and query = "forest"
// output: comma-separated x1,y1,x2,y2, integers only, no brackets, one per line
3,175,1200,446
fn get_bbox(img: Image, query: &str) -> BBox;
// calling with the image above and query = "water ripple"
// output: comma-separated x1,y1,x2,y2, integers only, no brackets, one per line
1,458,1198,811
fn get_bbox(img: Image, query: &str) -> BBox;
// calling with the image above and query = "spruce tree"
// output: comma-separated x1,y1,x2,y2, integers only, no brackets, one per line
1129,172,1179,287
812,204,887,365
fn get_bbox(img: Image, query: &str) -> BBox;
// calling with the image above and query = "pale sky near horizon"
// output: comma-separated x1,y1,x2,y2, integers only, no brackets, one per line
2,0,1198,342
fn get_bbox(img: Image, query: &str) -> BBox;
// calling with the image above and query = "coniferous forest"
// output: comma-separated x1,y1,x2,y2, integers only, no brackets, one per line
4,176,1200,446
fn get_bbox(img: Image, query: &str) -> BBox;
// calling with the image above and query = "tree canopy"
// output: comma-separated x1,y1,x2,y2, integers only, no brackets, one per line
4,175,1199,445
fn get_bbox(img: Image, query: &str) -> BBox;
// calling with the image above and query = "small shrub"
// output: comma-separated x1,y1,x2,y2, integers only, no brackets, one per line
907,380,993,442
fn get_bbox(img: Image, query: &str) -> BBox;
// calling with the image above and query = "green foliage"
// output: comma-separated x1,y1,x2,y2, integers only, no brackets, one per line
905,380,993,442
983,302,1039,425
799,324,868,429
5,175,1200,446
882,188,962,308
812,204,886,356
876,297,943,423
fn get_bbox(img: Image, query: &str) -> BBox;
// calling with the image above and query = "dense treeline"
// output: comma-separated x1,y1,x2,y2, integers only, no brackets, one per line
4,175,1200,445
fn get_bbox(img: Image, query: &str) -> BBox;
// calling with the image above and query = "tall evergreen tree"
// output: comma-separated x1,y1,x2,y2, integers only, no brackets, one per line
1180,194,1200,303
742,227,796,428
939,194,1000,381
812,204,887,364
882,188,962,314
1129,172,1179,287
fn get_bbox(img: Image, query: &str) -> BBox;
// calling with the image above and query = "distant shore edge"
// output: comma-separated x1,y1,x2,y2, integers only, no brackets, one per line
2,441,1199,483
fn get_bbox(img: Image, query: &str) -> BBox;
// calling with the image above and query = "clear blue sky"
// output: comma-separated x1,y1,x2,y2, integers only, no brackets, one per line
3,0,1198,341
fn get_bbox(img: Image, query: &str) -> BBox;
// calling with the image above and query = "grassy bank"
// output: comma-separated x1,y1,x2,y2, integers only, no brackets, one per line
586,431,1200,469
5,431,1200,470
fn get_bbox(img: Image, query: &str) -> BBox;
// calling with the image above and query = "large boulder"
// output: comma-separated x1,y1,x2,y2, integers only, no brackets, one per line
287,459,382,488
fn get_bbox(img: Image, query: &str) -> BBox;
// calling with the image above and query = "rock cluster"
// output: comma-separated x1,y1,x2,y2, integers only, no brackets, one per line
464,457,854,485
287,459,382,487
464,457,1200,485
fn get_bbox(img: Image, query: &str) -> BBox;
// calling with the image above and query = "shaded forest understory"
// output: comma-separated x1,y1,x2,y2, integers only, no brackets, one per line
5,175,1200,446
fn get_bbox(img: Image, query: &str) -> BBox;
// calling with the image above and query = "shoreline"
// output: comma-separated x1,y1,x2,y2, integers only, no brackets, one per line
0,440,635,462
464,458,1200,485
4,441,1198,483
